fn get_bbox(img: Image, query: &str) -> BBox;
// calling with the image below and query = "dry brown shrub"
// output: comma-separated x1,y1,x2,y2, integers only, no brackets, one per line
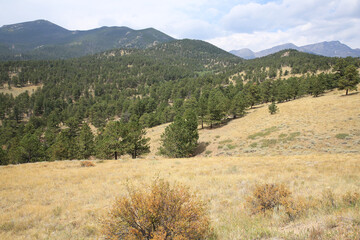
246,183,305,220
102,179,211,240
80,161,95,167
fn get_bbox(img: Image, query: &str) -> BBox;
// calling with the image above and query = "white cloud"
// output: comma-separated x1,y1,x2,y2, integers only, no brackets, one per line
208,0,360,51
208,17,360,51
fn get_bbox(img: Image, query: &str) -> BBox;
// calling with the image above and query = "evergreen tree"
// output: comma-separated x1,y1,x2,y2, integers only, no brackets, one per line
0,148,8,165
268,102,279,115
230,93,246,119
309,75,325,97
197,95,208,129
97,121,124,160
19,133,46,163
160,110,199,158
207,89,226,128
122,121,150,159
51,130,77,160
245,84,261,108
338,65,360,95
78,123,95,159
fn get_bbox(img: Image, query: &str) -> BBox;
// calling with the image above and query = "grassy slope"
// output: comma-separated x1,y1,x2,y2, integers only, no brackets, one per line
147,88,360,158
1,89,360,239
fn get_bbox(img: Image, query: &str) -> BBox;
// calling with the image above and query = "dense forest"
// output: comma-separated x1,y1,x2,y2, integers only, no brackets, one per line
0,39,359,164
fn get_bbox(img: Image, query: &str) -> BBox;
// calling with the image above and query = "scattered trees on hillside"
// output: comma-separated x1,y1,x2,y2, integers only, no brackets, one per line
0,48,359,164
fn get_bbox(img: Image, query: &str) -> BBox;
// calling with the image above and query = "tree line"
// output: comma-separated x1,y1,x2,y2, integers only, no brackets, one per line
0,46,359,164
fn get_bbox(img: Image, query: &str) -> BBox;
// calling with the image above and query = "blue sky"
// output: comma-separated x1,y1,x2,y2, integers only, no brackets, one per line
1,0,359,51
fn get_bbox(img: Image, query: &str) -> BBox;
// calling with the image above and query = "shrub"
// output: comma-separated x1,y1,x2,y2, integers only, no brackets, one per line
335,133,349,139
246,183,305,220
80,161,95,167
102,179,211,240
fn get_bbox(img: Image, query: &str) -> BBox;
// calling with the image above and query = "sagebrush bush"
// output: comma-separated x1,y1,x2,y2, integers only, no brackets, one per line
80,161,95,167
246,183,305,220
102,179,211,240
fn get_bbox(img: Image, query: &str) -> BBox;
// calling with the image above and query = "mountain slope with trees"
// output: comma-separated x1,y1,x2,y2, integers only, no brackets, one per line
0,20,175,60
0,39,359,164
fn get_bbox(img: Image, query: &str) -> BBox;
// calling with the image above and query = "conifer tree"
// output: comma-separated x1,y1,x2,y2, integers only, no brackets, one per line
338,65,359,95
122,121,150,159
268,102,278,115
160,110,198,158
97,121,124,160
230,93,246,119
78,123,95,159
207,89,226,128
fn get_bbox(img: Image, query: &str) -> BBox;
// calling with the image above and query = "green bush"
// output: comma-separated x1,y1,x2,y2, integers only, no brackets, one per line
335,133,349,139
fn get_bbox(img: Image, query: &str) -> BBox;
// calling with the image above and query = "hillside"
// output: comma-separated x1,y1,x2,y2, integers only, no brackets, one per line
146,87,360,158
1,88,359,239
0,20,175,60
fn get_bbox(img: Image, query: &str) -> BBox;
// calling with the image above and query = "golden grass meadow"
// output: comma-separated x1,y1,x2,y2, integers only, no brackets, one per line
1,89,360,239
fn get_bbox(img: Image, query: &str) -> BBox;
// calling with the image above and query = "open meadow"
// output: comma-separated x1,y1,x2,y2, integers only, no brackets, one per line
1,89,360,239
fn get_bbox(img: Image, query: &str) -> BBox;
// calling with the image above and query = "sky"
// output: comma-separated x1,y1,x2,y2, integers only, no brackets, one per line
1,0,359,52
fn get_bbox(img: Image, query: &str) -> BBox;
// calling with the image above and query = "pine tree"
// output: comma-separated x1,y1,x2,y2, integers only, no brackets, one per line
19,133,46,163
268,102,278,115
97,121,124,160
122,121,150,159
230,93,246,119
160,110,199,158
0,148,8,165
207,89,226,128
78,123,95,159
198,95,208,129
338,65,360,95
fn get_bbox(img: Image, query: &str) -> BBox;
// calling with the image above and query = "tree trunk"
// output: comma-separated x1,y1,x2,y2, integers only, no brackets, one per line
114,151,117,160
346,89,348,95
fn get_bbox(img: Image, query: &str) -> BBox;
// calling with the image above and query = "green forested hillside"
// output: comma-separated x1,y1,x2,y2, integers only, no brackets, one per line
0,20,175,60
0,40,359,164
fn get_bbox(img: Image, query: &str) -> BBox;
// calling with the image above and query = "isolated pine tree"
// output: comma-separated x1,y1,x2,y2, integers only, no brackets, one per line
160,110,199,158
268,102,278,115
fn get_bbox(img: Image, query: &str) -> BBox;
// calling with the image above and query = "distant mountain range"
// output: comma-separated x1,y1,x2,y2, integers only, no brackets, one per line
230,41,360,59
1,19,360,61
0,19,174,60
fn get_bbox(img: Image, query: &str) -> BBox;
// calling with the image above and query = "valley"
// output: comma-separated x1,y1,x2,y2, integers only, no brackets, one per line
0,19,360,240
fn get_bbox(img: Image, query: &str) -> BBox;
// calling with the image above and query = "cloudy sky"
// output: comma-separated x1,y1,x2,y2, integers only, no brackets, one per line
1,0,359,51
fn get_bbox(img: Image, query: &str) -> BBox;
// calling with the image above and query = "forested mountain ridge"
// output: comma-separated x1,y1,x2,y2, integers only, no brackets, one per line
0,38,359,164
0,19,175,60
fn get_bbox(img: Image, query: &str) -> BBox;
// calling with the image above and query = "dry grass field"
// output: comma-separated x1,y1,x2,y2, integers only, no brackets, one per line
1,89,360,239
